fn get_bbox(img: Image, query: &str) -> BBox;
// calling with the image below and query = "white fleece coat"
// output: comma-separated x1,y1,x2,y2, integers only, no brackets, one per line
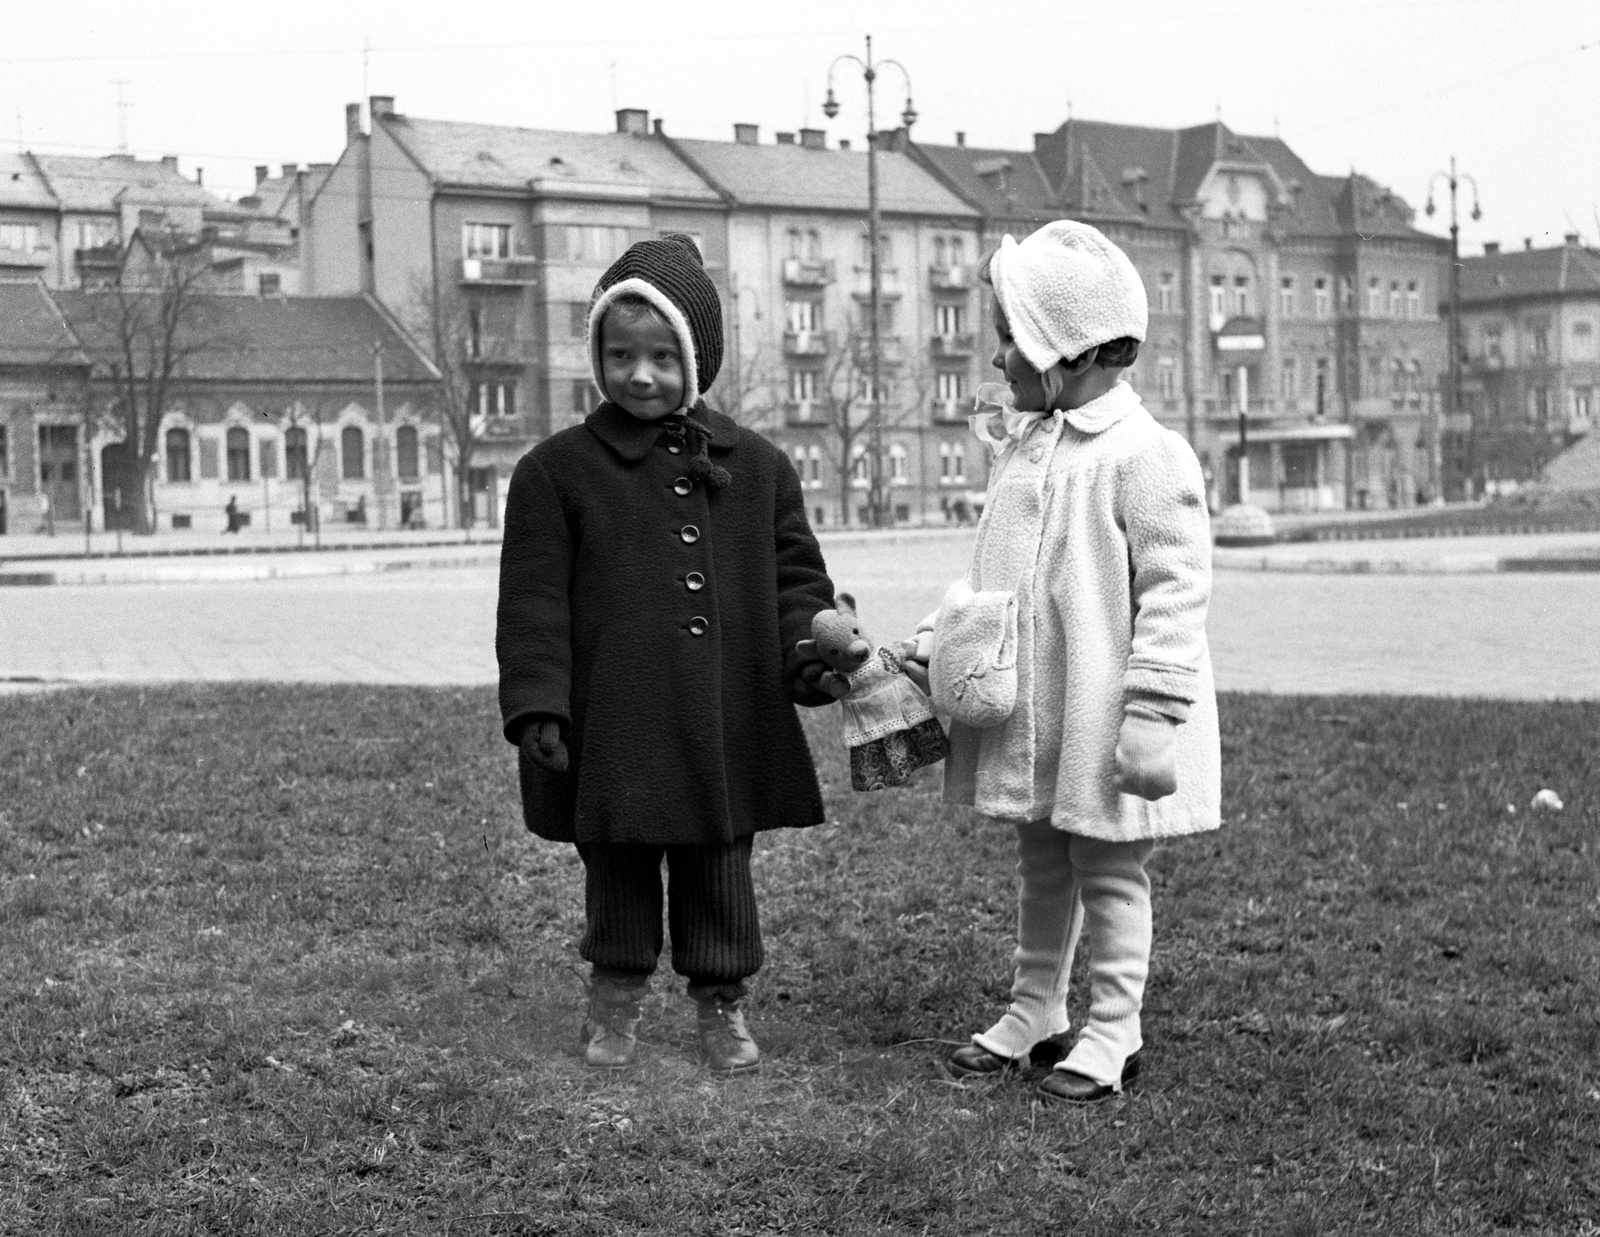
941,381,1221,841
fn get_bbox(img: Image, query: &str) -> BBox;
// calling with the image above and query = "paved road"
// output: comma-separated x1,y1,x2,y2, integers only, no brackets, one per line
3,538,1597,698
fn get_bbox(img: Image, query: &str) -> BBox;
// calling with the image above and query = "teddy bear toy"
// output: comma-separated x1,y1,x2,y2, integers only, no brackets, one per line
811,594,949,792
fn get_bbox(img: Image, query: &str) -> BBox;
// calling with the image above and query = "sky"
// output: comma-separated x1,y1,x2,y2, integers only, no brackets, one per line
3,0,1596,253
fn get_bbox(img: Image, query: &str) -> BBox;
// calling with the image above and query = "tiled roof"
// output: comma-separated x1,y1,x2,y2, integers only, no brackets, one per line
50,292,439,384
28,153,216,213
913,143,1057,225
0,279,88,365
0,154,57,211
672,138,977,217
381,116,721,202
1460,243,1600,304
238,166,333,219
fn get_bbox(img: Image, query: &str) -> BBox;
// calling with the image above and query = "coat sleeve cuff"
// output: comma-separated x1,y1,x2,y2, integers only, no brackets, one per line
1124,689,1190,724
1123,658,1199,706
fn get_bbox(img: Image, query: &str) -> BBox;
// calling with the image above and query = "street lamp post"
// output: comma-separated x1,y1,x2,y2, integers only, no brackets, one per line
1426,157,1481,502
823,35,917,528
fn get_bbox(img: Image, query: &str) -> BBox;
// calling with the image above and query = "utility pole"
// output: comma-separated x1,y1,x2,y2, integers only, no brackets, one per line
373,340,389,530
1426,157,1482,502
823,36,917,527
111,79,131,152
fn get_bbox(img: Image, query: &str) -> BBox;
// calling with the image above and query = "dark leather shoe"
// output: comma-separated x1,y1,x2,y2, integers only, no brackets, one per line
1037,1051,1141,1104
950,1032,1072,1077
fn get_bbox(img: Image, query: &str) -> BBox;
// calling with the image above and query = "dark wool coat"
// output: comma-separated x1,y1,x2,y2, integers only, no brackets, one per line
497,402,836,846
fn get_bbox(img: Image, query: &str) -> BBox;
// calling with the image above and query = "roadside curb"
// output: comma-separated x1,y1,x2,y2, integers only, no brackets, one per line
1213,552,1600,575
0,550,502,587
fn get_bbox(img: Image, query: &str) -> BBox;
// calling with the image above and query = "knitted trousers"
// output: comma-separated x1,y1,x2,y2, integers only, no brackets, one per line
973,820,1155,1087
575,837,761,1003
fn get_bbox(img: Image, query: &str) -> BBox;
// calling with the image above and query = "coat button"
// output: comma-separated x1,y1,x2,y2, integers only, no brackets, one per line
1029,446,1044,463
687,616,709,636
685,571,705,591
680,525,700,544
673,477,693,496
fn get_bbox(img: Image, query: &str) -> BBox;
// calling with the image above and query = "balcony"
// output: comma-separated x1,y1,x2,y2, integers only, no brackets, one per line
851,268,902,299
783,330,832,358
1,246,50,271
929,332,978,358
851,335,905,367
929,264,973,291
785,400,826,426
1201,397,1274,420
459,256,540,285
468,336,538,365
782,258,835,287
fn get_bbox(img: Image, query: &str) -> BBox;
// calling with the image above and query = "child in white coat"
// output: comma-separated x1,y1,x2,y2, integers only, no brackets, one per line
908,220,1221,1104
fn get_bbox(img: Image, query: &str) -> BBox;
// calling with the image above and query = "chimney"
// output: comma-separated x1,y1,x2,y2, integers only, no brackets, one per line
1565,232,1582,246
281,163,298,179
1483,242,1500,256
799,128,826,150
652,118,665,135
1525,238,1533,251
956,131,966,147
838,139,851,151
775,132,796,145
195,167,203,186
346,103,363,141
370,95,395,121
255,165,269,184
615,108,649,136
733,123,759,145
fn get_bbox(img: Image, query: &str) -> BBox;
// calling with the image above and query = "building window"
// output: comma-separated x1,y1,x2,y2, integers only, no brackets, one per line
1157,271,1175,314
1233,275,1250,317
888,444,908,485
572,381,596,414
1573,321,1597,360
1279,276,1296,318
1388,281,1402,318
1366,355,1383,397
226,427,252,482
939,441,966,483
77,219,114,250
1575,387,1595,423
1528,386,1551,426
787,228,802,259
934,302,966,336
857,229,892,268
789,369,818,404
1530,327,1549,360
786,300,822,333
285,427,308,480
1406,281,1421,319
258,272,281,296
396,425,420,481
0,222,41,252
1485,326,1503,367
462,222,512,259
936,371,965,402
565,225,631,264
1314,357,1331,416
471,380,517,419
1157,357,1176,399
258,437,278,479
1280,356,1298,400
165,427,191,483
1208,275,1226,321
854,374,892,404
1408,360,1424,408
850,446,870,487
1367,277,1383,317
807,445,822,483
341,426,365,480
1339,277,1354,313
1313,276,1330,319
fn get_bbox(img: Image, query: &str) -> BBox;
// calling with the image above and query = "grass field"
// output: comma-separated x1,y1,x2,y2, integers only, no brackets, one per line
1,685,1597,1236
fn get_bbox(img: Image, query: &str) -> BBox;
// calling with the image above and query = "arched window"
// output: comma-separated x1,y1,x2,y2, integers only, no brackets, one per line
285,427,308,480
166,427,191,483
396,425,420,481
341,426,365,480
226,427,251,481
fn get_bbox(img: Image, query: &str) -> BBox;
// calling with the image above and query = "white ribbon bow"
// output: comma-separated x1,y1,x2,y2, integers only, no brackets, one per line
968,406,1054,455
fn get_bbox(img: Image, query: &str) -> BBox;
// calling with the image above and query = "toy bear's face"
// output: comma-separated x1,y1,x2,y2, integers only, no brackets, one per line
811,597,872,674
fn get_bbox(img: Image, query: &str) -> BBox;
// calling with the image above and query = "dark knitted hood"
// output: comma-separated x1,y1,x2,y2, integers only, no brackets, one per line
586,234,724,412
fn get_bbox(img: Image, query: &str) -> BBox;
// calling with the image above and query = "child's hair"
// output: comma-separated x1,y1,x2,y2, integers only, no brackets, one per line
978,243,1140,371
599,292,667,328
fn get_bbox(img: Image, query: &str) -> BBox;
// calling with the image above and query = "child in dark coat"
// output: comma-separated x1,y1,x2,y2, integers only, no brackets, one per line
496,235,843,1072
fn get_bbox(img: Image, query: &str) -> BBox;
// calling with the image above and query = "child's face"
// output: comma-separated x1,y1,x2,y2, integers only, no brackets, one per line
990,295,1048,412
601,304,685,421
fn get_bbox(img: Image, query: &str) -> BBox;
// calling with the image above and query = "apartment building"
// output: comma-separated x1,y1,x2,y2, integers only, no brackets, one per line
911,120,1451,510
1450,236,1600,493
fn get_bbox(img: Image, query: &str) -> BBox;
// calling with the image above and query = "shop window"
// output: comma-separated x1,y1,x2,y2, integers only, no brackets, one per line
226,427,251,482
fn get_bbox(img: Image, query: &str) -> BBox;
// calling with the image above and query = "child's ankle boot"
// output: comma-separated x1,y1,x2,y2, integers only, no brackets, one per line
695,996,759,1074
583,980,643,1069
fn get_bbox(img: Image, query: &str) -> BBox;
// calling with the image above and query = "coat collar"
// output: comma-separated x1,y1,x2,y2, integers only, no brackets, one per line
1063,379,1142,436
585,401,739,462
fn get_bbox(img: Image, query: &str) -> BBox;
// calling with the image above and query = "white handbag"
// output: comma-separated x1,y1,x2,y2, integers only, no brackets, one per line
929,579,1019,729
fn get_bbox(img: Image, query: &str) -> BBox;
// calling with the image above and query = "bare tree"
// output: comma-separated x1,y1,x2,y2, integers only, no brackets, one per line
814,333,931,526
58,229,230,535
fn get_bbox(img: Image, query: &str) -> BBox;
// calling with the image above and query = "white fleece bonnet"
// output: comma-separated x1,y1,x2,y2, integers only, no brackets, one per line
988,220,1148,373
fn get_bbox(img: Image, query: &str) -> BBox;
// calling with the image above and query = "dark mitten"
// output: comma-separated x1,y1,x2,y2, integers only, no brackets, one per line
519,715,569,773
784,638,852,706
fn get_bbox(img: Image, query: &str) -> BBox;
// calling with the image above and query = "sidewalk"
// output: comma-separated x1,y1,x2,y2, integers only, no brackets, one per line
5,523,1600,585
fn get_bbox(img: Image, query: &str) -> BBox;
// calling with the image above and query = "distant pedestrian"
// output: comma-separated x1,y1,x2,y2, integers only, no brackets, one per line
223,496,241,534
496,234,846,1074
905,221,1221,1104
